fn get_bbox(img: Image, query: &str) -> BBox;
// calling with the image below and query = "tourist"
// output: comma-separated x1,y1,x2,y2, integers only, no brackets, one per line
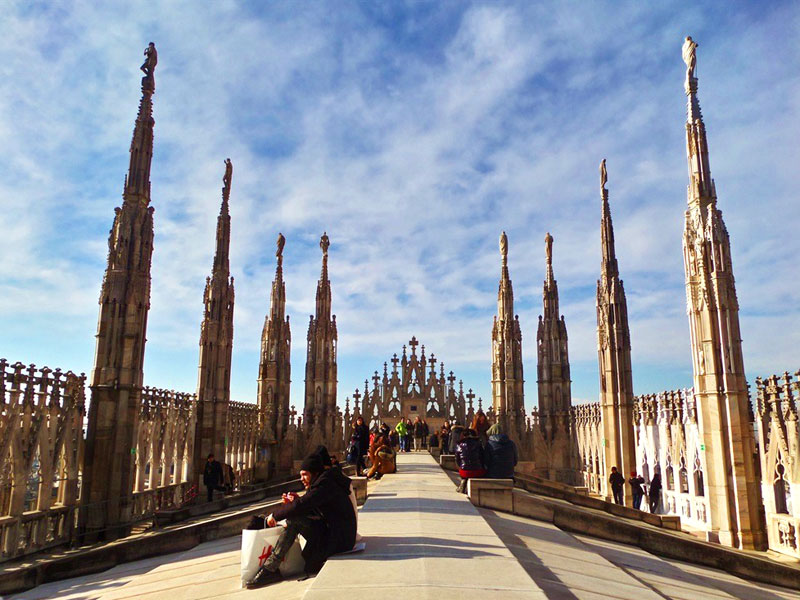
648,471,662,513
629,471,645,510
366,429,396,480
428,429,439,451
455,428,486,493
484,423,518,479
440,423,451,455
422,419,430,449
471,410,490,446
395,418,408,452
449,423,465,455
350,416,369,476
609,466,625,505
202,453,226,502
389,428,399,450
245,453,356,588
413,416,425,451
405,418,414,452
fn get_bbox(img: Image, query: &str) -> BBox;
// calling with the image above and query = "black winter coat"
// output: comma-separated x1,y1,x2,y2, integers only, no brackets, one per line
352,423,369,451
272,467,356,572
485,434,518,478
609,471,625,489
203,460,223,487
449,426,465,454
455,437,485,472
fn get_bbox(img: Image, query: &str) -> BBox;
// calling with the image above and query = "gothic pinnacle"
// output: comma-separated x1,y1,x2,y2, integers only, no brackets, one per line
124,43,158,206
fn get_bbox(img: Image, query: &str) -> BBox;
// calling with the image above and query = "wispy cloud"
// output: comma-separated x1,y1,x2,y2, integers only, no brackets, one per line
1,1,798,411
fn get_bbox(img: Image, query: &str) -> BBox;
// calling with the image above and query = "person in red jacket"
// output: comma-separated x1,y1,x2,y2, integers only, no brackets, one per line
454,428,486,493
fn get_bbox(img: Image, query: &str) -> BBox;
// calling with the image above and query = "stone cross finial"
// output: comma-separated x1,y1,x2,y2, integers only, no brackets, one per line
466,388,475,409
409,337,419,353
373,371,380,388
447,371,456,387
391,354,400,371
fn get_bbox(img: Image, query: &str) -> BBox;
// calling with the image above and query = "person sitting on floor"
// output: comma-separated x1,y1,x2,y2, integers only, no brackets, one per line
245,453,356,589
455,428,486,493
484,422,518,479
366,429,396,480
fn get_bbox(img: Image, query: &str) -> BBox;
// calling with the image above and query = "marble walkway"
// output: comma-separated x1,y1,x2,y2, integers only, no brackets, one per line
12,453,800,599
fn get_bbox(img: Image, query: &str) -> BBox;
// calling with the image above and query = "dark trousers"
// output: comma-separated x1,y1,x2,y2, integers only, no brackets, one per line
207,483,225,502
247,515,327,573
649,493,660,514
633,492,643,510
612,486,624,505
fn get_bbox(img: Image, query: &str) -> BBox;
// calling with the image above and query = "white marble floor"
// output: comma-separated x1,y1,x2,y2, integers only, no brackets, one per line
12,453,800,600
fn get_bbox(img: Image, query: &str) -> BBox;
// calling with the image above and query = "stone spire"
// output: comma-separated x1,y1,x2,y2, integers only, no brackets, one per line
257,232,291,450
304,233,339,451
82,45,158,540
536,232,571,443
595,161,636,505
193,159,236,487
680,38,765,549
491,232,525,440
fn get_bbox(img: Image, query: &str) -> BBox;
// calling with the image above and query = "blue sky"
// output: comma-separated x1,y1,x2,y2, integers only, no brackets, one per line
1,1,798,413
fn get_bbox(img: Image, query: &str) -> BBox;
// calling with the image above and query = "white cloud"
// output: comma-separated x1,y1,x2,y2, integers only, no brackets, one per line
0,2,798,412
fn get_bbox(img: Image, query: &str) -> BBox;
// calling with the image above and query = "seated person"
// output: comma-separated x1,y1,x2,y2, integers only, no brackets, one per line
484,423,518,478
455,428,486,493
245,453,356,589
366,432,396,480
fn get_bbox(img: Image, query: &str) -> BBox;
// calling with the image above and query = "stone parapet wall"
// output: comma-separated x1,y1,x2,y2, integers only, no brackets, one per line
756,371,800,558
227,401,259,485
0,359,86,562
571,402,603,495
631,388,709,529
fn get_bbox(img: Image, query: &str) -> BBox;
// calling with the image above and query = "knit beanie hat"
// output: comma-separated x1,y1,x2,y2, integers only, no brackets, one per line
311,445,332,467
300,454,324,474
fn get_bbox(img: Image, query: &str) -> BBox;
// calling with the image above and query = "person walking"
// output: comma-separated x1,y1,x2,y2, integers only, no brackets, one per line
629,471,645,510
350,416,369,476
203,453,226,502
485,423,518,478
648,471,662,513
395,419,408,453
455,428,486,493
609,466,625,505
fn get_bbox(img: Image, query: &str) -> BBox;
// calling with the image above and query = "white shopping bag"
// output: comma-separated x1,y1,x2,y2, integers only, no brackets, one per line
240,526,305,586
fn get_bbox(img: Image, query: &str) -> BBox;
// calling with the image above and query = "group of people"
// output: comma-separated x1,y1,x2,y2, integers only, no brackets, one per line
437,411,518,493
608,466,662,513
394,416,431,452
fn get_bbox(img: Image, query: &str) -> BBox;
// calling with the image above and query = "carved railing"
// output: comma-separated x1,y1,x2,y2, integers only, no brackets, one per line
0,359,85,561
755,371,799,558
571,402,603,494
133,387,196,513
227,401,259,486
631,388,708,522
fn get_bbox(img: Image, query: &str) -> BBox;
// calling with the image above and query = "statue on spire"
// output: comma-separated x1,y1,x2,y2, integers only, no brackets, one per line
140,42,157,92
600,158,607,191
682,36,698,79
276,232,285,257
545,232,553,267
500,231,508,264
320,232,330,256
223,158,233,189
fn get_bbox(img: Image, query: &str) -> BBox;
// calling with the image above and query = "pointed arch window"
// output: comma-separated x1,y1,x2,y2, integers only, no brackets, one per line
679,455,689,494
774,455,792,515
693,454,704,497
24,445,42,512
665,456,674,491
